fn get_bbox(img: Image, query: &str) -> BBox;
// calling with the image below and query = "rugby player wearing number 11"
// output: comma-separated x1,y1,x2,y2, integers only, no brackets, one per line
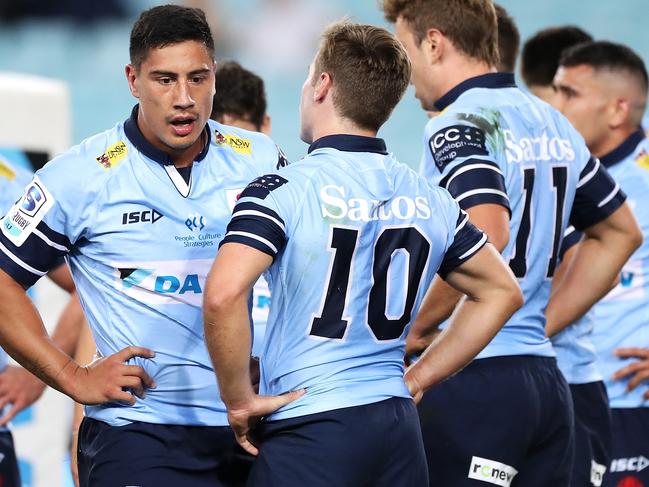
383,0,642,485
204,21,523,487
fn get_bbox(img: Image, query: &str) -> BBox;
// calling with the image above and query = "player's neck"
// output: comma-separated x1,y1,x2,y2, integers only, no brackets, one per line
433,58,496,102
309,117,376,142
591,126,639,159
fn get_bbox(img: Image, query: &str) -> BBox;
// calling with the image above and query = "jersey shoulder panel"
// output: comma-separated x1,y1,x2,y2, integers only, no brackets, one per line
208,120,287,173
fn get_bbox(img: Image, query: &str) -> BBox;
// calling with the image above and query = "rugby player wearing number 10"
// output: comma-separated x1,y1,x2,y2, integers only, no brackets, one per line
204,21,523,487
383,0,642,485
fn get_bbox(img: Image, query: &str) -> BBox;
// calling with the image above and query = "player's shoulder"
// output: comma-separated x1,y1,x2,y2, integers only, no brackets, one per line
37,120,129,192
208,120,288,170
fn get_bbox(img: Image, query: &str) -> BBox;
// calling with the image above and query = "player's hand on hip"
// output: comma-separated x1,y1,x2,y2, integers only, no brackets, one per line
0,365,46,426
404,369,424,405
70,346,156,405
228,389,306,456
613,347,649,399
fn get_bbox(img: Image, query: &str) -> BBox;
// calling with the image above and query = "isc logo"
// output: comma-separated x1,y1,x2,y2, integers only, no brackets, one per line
121,209,163,225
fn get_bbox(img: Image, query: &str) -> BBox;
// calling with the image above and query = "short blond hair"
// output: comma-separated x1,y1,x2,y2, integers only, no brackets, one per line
312,21,411,131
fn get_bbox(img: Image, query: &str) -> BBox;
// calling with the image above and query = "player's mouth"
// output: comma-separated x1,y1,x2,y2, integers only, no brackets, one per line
170,115,197,137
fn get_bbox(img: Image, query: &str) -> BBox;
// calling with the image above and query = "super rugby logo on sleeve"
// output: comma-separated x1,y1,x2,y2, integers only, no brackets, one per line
2,176,55,247
239,174,288,200
429,125,488,172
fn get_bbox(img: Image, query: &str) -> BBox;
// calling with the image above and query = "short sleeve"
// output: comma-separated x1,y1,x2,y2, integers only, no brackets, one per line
219,174,290,259
425,117,510,213
0,176,72,287
570,157,626,230
437,209,488,279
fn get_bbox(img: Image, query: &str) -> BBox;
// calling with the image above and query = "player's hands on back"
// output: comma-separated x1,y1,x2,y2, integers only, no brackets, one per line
0,365,46,426
227,390,305,456
613,347,649,399
68,346,156,405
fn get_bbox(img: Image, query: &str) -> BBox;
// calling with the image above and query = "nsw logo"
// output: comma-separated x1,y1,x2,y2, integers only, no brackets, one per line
468,456,518,487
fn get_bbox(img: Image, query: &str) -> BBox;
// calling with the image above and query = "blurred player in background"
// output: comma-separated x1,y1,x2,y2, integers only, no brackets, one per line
498,14,615,486
383,0,642,485
212,60,271,135
0,152,84,487
554,41,649,487
204,20,522,487
0,5,288,487
521,26,593,103
494,4,519,73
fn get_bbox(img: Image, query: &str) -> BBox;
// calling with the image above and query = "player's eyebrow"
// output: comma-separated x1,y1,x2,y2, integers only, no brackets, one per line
149,68,211,77
554,83,579,97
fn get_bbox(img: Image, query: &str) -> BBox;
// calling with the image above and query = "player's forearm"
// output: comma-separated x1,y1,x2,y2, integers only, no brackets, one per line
203,294,254,409
407,286,521,391
0,271,80,396
51,291,85,357
408,277,462,351
546,233,639,337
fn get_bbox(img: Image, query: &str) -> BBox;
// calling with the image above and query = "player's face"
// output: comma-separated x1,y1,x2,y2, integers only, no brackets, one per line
299,62,317,143
553,65,611,154
394,17,437,111
126,41,216,157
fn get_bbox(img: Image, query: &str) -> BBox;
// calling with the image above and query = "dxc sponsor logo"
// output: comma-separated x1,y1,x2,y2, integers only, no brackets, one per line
503,129,575,163
121,209,163,225
320,185,431,222
186,213,206,232
468,456,518,487
611,456,649,473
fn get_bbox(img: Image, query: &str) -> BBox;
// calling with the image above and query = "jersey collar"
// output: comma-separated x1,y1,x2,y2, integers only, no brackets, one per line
435,72,517,111
123,105,211,166
308,134,388,155
599,128,646,168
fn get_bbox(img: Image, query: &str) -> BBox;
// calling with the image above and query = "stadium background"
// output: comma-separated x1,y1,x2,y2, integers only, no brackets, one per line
0,1,646,486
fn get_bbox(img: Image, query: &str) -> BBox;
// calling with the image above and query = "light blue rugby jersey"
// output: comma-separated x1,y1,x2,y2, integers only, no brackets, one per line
591,129,649,408
220,135,487,420
551,226,602,384
420,73,626,359
0,105,287,426
0,154,34,376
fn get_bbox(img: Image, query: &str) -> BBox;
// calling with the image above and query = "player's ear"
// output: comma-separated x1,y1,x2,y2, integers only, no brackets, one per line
261,114,272,136
313,72,332,103
125,64,140,99
425,28,444,65
608,96,630,130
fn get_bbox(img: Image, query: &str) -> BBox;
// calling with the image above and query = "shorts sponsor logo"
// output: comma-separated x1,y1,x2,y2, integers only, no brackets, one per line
591,460,606,486
611,456,649,473
96,140,128,169
468,456,518,487
616,476,645,487
429,124,488,171
320,184,432,222
1,177,55,247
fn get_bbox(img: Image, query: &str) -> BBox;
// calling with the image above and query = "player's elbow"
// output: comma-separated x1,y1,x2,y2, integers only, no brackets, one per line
494,268,524,315
203,284,244,319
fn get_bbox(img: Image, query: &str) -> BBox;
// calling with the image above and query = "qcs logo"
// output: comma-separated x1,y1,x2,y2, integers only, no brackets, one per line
185,213,206,232
20,184,46,216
